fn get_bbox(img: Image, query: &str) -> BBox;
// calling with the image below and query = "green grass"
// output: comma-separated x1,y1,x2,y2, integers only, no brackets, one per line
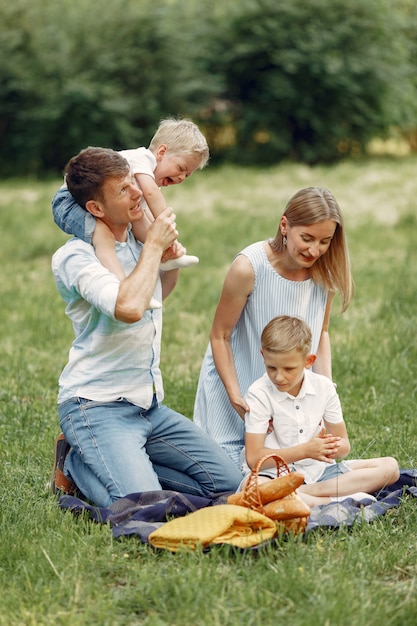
0,157,416,625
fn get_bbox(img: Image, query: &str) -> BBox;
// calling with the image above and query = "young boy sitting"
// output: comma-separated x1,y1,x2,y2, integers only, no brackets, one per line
241,315,400,507
52,118,209,309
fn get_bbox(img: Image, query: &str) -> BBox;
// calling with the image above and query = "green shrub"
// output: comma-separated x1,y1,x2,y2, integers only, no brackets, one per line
200,0,412,164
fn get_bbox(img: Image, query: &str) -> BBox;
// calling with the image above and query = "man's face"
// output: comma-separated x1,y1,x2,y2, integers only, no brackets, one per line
99,173,144,226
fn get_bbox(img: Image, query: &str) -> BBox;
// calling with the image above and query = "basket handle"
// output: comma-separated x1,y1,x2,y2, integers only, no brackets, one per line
242,453,290,513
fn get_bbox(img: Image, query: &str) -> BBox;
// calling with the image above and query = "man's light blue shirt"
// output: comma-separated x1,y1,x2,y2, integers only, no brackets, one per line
52,229,163,407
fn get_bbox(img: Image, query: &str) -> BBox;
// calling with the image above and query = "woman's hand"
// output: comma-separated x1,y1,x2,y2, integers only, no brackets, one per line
229,393,250,420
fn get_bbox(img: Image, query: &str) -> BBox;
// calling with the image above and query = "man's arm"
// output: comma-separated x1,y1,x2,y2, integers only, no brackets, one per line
115,208,178,323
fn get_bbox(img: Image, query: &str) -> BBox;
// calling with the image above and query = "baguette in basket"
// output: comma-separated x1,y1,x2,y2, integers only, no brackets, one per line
262,492,310,521
227,453,310,534
227,471,305,507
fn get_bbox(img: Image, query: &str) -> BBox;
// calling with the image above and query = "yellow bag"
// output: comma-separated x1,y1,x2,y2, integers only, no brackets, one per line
148,503,277,551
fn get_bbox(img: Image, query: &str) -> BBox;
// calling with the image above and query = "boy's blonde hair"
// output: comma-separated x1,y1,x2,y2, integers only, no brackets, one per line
149,118,209,169
261,316,312,356
269,187,354,312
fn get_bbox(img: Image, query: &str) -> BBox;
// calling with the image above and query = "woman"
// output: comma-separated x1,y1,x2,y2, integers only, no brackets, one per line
193,187,354,468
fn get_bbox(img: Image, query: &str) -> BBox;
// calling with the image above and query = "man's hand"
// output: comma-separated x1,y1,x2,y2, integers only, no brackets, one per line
161,240,186,263
146,207,178,253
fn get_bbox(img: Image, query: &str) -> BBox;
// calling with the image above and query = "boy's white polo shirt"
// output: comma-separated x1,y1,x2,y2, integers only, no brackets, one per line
244,369,344,483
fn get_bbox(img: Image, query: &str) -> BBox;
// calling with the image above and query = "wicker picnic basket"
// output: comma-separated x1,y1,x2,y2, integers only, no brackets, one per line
239,453,310,535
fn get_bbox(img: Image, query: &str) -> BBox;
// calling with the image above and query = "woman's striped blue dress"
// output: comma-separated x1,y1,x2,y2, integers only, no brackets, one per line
193,241,328,468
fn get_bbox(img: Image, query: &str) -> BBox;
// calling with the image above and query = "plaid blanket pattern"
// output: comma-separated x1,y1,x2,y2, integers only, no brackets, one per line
58,469,417,546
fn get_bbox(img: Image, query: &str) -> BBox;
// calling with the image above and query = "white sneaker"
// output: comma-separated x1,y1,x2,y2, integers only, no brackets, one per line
330,492,377,504
147,297,162,310
160,255,199,271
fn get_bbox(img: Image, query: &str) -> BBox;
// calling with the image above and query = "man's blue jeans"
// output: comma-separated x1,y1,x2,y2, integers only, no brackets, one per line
59,396,242,507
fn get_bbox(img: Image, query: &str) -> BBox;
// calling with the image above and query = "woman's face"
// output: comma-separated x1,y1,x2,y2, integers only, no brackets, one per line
282,218,337,268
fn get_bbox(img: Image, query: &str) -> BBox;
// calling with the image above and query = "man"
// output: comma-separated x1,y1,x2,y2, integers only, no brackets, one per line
50,147,241,507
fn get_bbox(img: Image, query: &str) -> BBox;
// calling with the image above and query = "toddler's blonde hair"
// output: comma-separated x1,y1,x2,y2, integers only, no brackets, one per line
149,118,209,169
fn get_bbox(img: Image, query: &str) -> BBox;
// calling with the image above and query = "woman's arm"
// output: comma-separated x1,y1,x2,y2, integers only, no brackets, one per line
210,255,255,419
115,209,178,322
313,293,334,379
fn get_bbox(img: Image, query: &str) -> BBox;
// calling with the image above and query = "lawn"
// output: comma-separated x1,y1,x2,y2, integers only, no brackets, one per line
0,156,416,625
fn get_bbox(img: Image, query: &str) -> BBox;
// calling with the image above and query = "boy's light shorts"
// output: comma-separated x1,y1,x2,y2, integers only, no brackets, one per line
316,460,353,482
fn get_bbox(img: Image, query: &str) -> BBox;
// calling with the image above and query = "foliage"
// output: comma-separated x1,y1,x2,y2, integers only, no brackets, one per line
394,0,417,149
0,158,417,624
198,0,412,164
0,0,416,175
0,0,194,175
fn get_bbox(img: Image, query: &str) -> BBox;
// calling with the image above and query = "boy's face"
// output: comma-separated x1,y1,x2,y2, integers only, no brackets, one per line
261,348,315,397
154,145,201,187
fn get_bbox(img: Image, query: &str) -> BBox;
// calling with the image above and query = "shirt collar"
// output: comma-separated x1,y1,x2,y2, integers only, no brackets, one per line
266,368,316,401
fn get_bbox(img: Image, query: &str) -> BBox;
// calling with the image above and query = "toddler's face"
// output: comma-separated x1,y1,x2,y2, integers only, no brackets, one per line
154,151,201,187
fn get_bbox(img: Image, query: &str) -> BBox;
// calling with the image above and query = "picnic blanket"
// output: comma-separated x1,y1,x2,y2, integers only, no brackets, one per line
58,469,417,547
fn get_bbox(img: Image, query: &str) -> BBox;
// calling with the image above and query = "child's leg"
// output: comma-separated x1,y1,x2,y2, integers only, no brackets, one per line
299,457,399,499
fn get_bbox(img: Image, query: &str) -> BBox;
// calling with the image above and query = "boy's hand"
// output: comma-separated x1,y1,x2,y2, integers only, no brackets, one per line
308,431,342,463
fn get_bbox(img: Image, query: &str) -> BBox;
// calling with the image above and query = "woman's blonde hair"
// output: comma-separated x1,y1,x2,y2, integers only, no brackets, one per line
261,316,312,356
269,187,353,311
149,118,209,169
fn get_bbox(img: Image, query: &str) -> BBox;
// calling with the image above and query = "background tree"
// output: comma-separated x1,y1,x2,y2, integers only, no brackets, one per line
394,0,417,151
197,0,413,164
0,0,416,174
0,0,190,175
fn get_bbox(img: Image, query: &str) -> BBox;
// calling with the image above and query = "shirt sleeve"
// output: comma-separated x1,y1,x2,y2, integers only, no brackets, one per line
119,148,156,178
244,383,274,434
322,380,344,424
52,240,120,319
